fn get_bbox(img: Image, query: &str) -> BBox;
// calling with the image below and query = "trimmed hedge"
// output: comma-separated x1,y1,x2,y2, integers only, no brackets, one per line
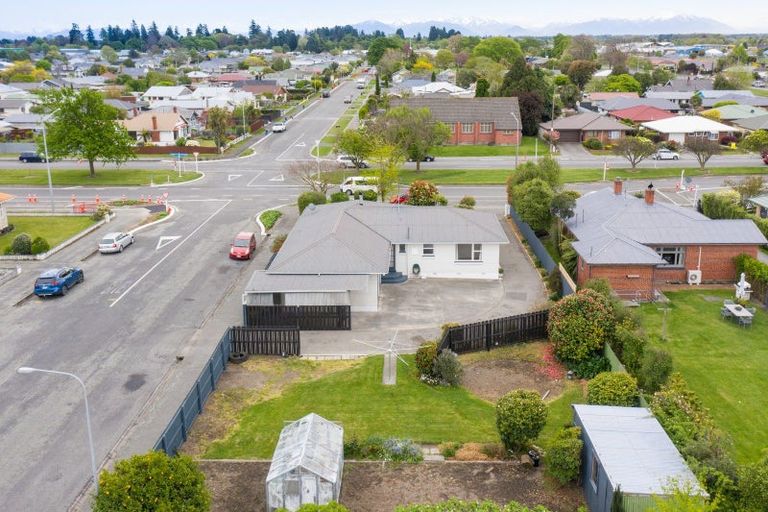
496,390,548,452
545,427,583,485
259,210,282,231
297,191,327,214
587,372,639,406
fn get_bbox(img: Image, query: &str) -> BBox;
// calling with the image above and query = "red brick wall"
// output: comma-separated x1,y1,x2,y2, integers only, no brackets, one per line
447,122,520,145
581,130,626,144
577,257,656,300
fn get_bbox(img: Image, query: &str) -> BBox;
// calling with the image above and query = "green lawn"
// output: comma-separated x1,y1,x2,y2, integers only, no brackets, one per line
637,290,768,463
536,382,586,451
431,137,550,157
204,355,499,459
751,88,768,97
0,215,97,253
0,169,201,186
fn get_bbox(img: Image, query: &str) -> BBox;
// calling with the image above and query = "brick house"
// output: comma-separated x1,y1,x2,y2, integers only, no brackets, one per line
565,180,767,300
389,96,521,145
539,112,631,143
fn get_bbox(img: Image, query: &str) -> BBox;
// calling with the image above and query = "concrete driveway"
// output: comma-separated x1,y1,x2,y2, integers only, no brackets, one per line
301,216,547,357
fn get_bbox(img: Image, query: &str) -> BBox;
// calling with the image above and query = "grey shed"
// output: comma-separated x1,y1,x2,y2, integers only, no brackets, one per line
266,413,344,511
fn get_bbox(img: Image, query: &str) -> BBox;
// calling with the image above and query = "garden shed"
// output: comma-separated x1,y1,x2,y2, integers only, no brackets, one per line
572,405,706,512
266,413,344,512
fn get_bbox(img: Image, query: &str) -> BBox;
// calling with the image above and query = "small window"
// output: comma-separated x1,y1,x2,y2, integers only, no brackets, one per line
503,129,515,135
590,453,599,491
399,244,406,253
461,123,474,134
707,131,718,141
422,244,434,257
480,122,493,134
456,244,482,261
609,130,621,140
654,246,685,267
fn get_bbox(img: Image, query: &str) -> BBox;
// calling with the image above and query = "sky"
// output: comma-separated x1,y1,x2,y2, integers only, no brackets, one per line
1,0,766,34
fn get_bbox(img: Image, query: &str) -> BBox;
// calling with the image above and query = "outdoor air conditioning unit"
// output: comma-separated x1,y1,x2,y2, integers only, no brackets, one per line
687,270,702,285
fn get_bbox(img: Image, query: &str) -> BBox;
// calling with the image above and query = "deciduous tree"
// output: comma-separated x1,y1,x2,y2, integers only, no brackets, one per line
612,136,656,169
741,129,768,155
566,60,598,89
369,106,449,171
367,144,402,202
336,129,374,170
472,36,523,64
207,106,231,149
685,137,721,170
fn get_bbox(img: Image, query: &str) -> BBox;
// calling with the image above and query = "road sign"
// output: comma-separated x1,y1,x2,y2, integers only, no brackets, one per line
269,174,285,182
168,152,188,159
156,236,181,251
228,174,242,182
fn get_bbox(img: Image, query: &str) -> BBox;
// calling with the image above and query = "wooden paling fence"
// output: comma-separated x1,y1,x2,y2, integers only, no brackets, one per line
438,309,550,354
243,305,351,330
229,326,300,356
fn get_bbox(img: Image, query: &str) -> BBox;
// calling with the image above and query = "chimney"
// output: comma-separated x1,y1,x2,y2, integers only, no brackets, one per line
645,183,655,206
613,178,623,195
151,116,158,130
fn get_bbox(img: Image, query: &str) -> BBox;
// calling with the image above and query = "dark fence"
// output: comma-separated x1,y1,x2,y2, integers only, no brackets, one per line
135,145,219,155
438,309,550,354
230,326,300,356
243,305,351,330
154,329,231,455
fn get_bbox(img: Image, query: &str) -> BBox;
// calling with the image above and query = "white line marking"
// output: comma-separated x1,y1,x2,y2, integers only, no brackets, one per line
109,200,231,308
156,236,181,251
269,174,285,182
228,174,242,181
275,132,306,161
295,142,306,147
246,171,264,187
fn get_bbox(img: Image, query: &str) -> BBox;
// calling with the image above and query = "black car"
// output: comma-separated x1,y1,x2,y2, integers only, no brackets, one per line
18,152,47,163
408,155,435,162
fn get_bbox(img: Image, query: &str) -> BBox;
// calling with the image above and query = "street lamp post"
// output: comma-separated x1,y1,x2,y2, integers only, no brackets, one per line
16,367,99,494
41,109,58,213
510,110,520,169
193,152,199,175
314,139,321,176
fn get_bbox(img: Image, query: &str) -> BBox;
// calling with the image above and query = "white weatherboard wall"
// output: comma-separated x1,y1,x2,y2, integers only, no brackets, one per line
0,204,8,230
349,275,379,312
400,243,501,279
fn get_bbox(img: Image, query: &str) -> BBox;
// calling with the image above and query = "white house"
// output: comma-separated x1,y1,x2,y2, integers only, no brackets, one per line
244,202,509,312
411,81,468,96
0,98,36,119
641,115,740,144
0,192,13,232
140,86,193,106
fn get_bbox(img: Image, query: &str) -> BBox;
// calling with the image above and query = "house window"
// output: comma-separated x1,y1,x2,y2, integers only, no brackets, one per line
480,122,493,134
450,124,456,133
590,453,599,492
503,130,515,135
655,246,685,267
707,131,718,141
399,244,406,253
456,243,482,261
609,130,621,140
422,244,434,257
461,123,474,134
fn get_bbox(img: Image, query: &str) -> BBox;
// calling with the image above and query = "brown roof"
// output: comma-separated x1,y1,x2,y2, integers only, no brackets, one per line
121,112,188,132
541,111,630,132
0,192,15,203
390,96,521,130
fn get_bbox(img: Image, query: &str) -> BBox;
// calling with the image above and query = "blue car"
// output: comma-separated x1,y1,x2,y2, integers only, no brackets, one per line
34,267,84,297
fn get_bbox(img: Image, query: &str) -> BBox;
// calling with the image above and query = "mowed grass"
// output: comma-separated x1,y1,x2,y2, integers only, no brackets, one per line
0,215,97,253
637,290,768,463
536,382,587,451
0,168,201,186
204,355,499,459
751,88,768,97
431,137,550,157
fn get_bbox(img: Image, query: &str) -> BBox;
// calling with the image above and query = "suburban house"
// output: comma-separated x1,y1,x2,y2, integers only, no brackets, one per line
539,112,631,143
649,77,713,92
120,112,189,146
140,86,192,106
596,97,681,114
210,72,252,86
186,70,211,83
0,192,13,233
701,104,768,123
700,93,768,109
411,81,470,97
565,180,767,300
583,92,639,104
608,105,675,123
390,96,522,146
641,115,739,144
573,405,706,512
644,90,694,107
244,202,509,313
733,115,768,132
0,98,35,119
103,98,140,119
749,194,768,218
233,79,288,101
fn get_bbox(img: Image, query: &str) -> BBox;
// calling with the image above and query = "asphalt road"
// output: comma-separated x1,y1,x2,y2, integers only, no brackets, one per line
0,79,362,510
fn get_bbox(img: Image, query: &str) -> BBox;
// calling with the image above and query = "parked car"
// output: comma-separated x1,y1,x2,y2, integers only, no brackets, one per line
336,155,370,169
652,148,680,160
340,176,378,196
343,95,353,104
98,232,135,254
356,78,365,89
34,267,84,297
271,122,287,133
18,151,47,163
763,153,768,165
321,90,331,98
230,232,257,260
407,155,435,162
390,193,409,204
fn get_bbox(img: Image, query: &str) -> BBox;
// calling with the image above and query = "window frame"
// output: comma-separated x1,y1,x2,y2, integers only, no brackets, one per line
479,122,493,134
461,122,474,134
399,244,406,254
609,130,621,140
654,246,685,267
422,244,435,257
590,453,599,492
456,243,482,262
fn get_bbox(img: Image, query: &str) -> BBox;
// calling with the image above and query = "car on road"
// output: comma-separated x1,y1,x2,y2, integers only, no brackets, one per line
230,232,257,260
99,232,135,254
271,122,287,133
321,90,331,98
34,267,84,297
390,193,409,204
18,151,48,163
652,148,680,160
336,154,370,169
763,152,768,165
356,78,365,89
407,155,436,162
340,176,378,196
343,95,353,104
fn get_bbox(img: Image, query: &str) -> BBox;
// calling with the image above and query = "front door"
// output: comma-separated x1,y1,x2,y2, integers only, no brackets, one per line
389,245,396,273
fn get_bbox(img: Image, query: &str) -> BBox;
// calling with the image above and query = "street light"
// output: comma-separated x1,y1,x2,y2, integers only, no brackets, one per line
41,109,59,213
17,366,99,494
193,151,199,175
510,110,520,169
314,139,321,176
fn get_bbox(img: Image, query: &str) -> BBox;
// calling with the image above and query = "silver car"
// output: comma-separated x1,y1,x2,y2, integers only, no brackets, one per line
99,232,135,254
652,148,680,160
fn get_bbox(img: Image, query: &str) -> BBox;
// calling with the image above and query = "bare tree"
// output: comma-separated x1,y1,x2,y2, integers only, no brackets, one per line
612,136,656,169
286,160,337,194
685,137,722,170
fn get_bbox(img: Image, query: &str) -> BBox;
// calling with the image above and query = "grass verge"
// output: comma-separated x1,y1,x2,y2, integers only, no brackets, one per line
751,88,768,97
0,168,201,186
431,137,550,157
259,210,282,231
0,215,97,253
637,289,768,463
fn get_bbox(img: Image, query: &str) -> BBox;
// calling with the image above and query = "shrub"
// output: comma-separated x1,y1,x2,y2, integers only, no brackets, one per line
270,233,287,253
583,138,603,150
457,196,476,209
8,233,32,255
546,427,583,485
93,451,211,512
547,289,615,364
407,180,441,205
568,354,611,379
395,499,554,512
496,390,548,452
415,341,438,377
719,135,738,146
587,372,638,406
343,436,423,463
739,455,768,512
637,348,673,393
259,209,282,231
175,136,187,146
581,277,612,297
294,503,349,512
611,320,646,374
547,267,562,301
661,140,680,151
435,193,448,206
433,350,463,386
362,189,378,201
91,204,112,221
30,237,51,255
330,191,349,203
438,442,462,458
297,191,327,214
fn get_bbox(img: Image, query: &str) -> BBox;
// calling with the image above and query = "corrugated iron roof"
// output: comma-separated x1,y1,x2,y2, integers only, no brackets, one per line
246,272,369,293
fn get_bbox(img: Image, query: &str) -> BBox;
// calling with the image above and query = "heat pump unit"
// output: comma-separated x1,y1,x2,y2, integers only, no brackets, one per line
687,270,702,285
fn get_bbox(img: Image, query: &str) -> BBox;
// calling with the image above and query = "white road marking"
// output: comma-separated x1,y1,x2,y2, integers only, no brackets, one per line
295,142,306,147
275,133,307,161
246,171,264,187
109,200,231,308
269,174,285,182
227,174,242,181
155,236,181,251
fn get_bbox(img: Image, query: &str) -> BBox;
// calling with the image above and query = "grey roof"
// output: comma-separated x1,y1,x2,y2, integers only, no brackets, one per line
390,96,521,130
645,91,694,101
650,78,713,92
246,272,369,293
3,113,45,130
599,97,680,112
542,111,630,132
701,94,768,109
267,413,343,485
749,194,768,209
699,89,754,99
567,187,768,265
573,405,706,496
103,99,135,111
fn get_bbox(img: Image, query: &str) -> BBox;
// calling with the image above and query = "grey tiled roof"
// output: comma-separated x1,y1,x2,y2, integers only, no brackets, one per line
600,97,680,112
567,188,767,265
701,94,768,108
390,96,521,130
541,111,630,132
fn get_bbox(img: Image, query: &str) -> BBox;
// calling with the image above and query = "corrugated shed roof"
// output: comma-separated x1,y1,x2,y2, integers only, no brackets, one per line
749,194,768,209
267,413,343,484
246,272,369,293
390,96,521,130
587,92,640,102
701,104,768,121
574,405,706,496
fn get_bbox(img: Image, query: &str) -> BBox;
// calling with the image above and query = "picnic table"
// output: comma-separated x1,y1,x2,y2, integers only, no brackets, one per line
724,303,753,319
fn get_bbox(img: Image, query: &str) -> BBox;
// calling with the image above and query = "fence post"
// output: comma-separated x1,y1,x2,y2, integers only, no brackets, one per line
195,379,203,413
485,322,491,351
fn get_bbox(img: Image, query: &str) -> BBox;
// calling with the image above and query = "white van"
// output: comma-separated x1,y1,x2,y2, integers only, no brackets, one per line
340,176,378,195
356,78,366,89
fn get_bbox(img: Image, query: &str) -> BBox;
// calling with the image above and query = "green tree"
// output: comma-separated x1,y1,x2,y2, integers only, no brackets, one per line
612,136,657,169
741,129,768,155
548,289,615,363
587,372,639,406
604,74,642,93
367,144,402,202
723,66,753,89
651,481,717,512
513,178,554,231
369,106,450,171
565,35,596,61
566,60,598,89
472,37,523,64
435,49,455,69
367,37,401,66
336,129,374,170
496,390,548,452
475,78,490,97
100,45,118,64
206,106,230,149
552,34,571,59
93,451,210,512
685,137,721,170
36,88,134,178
